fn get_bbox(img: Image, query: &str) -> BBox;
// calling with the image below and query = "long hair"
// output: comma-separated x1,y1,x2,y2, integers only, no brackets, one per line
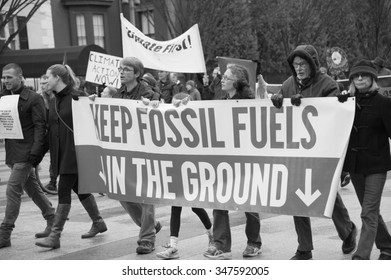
348,79,379,95
47,64,79,89
227,64,253,99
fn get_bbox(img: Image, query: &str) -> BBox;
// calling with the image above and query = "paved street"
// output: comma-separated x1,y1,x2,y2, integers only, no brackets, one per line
0,141,390,261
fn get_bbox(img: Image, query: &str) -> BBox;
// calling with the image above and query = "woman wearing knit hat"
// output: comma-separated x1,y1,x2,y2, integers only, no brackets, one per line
185,80,201,101
343,59,391,260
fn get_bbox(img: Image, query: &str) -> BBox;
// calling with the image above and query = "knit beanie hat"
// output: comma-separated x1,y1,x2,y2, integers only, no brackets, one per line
349,59,378,81
186,80,196,88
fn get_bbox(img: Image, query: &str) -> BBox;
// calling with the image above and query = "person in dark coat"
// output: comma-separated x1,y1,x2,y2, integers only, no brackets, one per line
35,64,107,250
271,44,357,260
170,72,186,94
0,63,55,249
202,66,227,100
343,59,391,260
157,70,175,103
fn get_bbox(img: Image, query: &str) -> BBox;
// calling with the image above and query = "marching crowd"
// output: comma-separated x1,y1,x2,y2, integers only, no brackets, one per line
1,43,391,260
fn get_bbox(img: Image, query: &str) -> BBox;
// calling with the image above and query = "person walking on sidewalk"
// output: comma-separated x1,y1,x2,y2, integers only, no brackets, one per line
35,64,107,250
113,57,162,254
270,44,357,260
343,59,391,260
0,63,55,249
203,64,262,260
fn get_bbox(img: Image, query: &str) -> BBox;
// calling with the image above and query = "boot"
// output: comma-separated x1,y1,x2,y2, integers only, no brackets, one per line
35,204,71,249
0,223,13,249
35,215,54,238
80,195,107,239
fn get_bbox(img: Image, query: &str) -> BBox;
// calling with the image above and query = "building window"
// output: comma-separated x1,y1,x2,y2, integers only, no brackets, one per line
17,16,29,49
139,9,155,38
76,14,87,46
0,15,18,50
92,14,105,48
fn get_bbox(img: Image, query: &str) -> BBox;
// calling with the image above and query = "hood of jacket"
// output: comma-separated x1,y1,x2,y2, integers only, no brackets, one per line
287,45,320,80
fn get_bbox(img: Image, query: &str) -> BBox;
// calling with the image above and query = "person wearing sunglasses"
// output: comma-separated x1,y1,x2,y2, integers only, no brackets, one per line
344,59,391,260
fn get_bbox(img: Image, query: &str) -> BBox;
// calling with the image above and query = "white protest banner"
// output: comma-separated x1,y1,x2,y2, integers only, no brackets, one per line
120,13,206,73
85,51,122,89
0,95,23,139
72,97,355,218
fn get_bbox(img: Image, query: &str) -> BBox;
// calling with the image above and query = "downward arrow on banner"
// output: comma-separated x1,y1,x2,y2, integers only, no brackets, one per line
295,169,321,207
99,156,107,185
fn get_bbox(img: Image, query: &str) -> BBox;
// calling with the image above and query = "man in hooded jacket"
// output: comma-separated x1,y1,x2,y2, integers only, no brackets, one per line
271,45,357,260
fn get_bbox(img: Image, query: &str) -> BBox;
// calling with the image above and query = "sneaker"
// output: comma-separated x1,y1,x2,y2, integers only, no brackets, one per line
378,253,391,260
341,173,351,187
290,250,312,260
242,245,262,257
156,247,179,259
136,241,155,254
203,245,217,257
342,223,357,254
203,246,232,260
155,221,162,234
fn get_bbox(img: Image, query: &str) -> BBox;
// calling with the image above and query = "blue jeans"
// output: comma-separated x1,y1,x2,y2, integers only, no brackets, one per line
120,201,156,244
213,210,261,252
1,162,54,229
350,172,391,259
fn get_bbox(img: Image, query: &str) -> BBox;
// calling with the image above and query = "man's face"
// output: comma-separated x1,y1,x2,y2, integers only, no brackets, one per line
2,68,23,91
40,78,48,92
118,64,137,85
293,57,311,80
170,73,178,83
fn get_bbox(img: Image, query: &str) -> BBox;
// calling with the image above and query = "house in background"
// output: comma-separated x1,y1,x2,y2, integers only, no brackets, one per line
0,0,173,80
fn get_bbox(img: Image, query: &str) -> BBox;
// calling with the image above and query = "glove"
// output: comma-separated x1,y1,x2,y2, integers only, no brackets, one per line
71,93,79,101
336,90,350,103
271,93,284,109
291,93,303,106
88,94,97,102
141,96,150,106
28,154,42,167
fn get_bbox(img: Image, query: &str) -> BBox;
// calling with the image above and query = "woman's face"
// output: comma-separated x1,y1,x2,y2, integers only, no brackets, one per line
45,70,58,91
186,84,192,91
221,69,236,91
353,74,372,92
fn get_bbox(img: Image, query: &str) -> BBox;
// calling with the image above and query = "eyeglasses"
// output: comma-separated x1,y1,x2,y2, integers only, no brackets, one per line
352,73,371,79
222,75,236,82
118,67,134,73
293,62,308,69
